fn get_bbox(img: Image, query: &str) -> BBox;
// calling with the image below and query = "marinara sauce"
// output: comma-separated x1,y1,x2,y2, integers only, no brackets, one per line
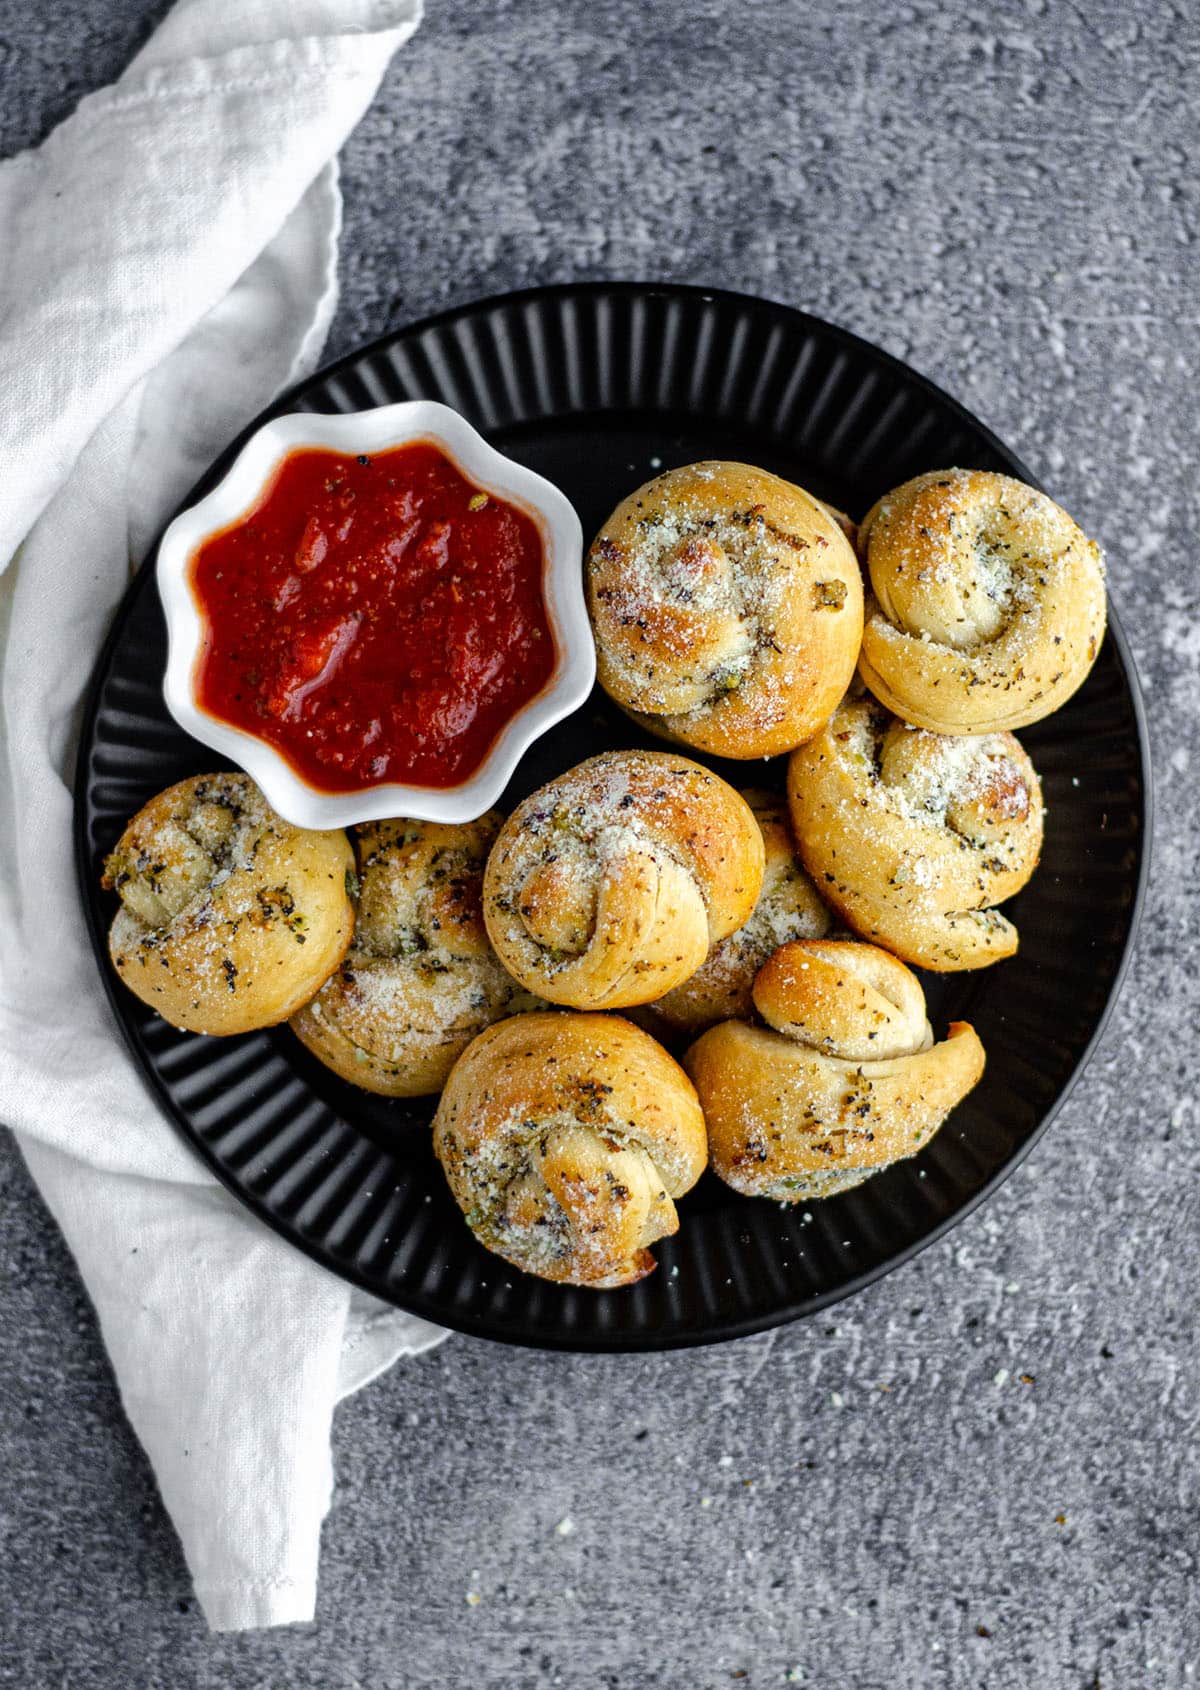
190,443,555,791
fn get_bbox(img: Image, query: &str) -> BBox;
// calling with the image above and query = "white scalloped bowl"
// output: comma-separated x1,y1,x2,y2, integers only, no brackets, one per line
157,400,593,829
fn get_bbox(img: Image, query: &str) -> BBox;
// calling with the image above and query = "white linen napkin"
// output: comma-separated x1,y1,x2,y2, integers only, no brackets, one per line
0,0,449,1633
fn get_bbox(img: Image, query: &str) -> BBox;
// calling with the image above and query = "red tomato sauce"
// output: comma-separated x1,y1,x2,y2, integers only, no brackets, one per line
189,442,555,791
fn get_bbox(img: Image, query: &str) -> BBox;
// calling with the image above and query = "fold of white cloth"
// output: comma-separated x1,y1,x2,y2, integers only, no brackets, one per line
0,0,449,1633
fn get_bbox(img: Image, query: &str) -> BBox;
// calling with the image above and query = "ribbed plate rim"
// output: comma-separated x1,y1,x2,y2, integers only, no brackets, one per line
73,281,1153,1351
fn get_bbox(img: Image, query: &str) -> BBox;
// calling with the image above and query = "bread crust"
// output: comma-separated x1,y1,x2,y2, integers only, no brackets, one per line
289,813,543,1096
586,461,863,758
433,1012,708,1286
787,695,1043,971
649,789,831,1034
686,939,985,1201
103,773,353,1034
857,468,1106,733
483,750,765,1009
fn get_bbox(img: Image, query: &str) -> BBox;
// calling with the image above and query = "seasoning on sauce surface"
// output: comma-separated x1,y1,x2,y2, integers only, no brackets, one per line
190,443,555,791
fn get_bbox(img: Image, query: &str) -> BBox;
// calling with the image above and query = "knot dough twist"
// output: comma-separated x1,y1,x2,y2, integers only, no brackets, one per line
433,1013,708,1286
290,814,543,1096
586,462,863,757
103,773,353,1035
483,750,764,1008
857,468,1106,733
686,940,985,1201
787,696,1043,971
650,790,831,1034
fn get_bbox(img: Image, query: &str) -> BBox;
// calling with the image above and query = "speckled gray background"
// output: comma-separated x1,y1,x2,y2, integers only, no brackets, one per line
0,1,1196,1686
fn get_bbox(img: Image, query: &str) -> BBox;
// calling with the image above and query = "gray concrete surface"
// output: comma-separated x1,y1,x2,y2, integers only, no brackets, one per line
1,1,1197,1685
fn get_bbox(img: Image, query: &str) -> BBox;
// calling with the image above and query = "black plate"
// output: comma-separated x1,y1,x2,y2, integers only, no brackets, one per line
75,283,1150,1351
